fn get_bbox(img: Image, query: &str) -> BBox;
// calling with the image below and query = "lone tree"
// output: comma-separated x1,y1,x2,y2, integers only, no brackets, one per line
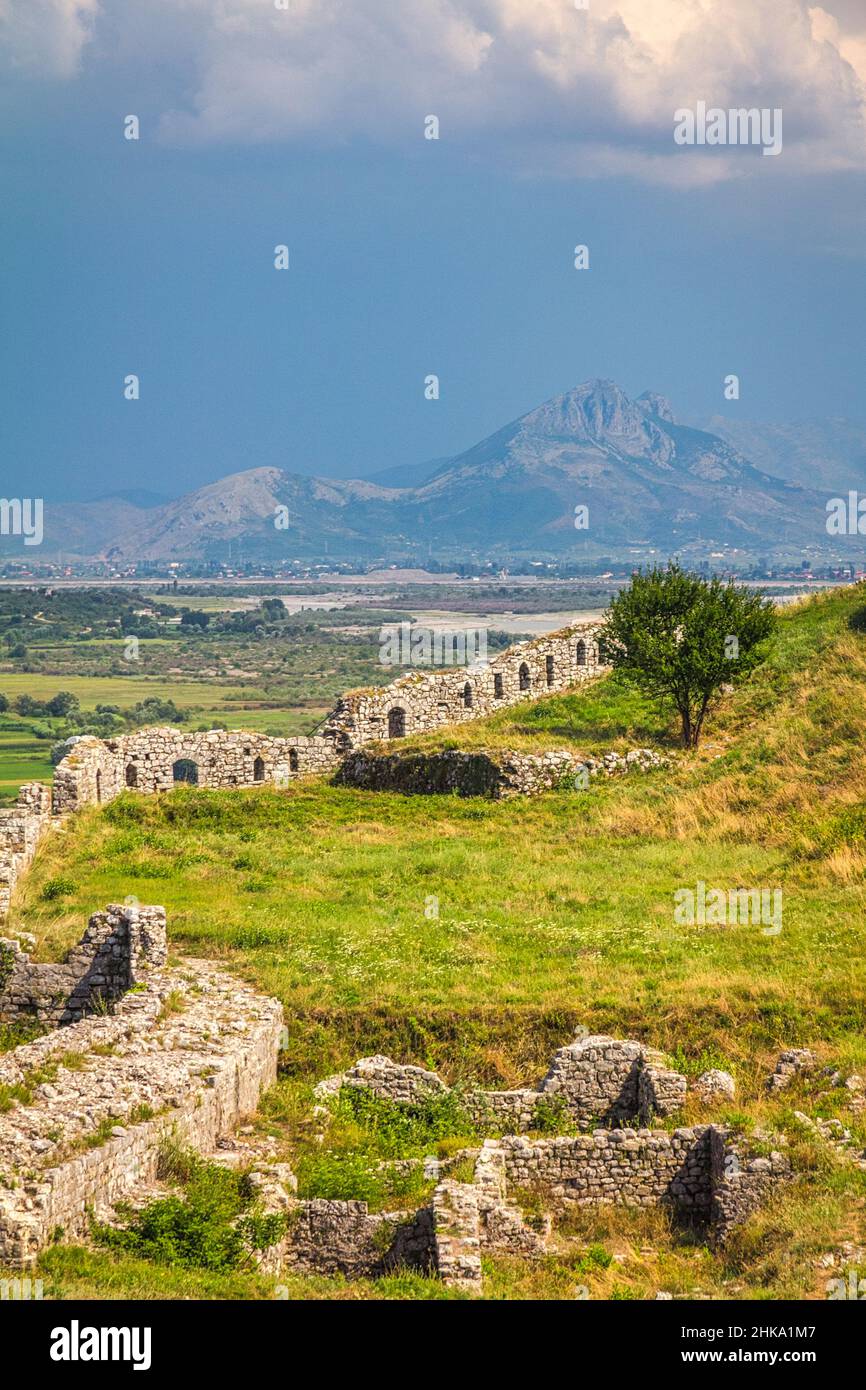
599,563,775,749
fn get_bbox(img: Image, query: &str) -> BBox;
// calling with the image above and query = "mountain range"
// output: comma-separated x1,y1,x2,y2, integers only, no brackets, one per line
23,381,866,563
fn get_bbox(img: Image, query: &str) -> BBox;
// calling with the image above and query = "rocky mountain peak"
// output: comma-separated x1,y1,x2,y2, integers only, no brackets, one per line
517,379,676,464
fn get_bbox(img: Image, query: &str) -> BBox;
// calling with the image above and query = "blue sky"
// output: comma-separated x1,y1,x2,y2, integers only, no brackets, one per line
1,0,865,502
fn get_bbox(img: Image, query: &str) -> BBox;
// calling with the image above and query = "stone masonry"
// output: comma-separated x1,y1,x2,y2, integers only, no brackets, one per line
320,622,604,751
0,783,55,917
1,903,168,1026
49,621,607,815
0,623,609,921
0,905,283,1269
315,1034,688,1131
336,746,666,799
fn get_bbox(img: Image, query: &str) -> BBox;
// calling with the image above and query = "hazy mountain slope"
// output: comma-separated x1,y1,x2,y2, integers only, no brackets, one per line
704,416,866,494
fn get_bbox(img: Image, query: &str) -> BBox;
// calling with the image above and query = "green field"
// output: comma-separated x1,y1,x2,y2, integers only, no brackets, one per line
4,587,866,1299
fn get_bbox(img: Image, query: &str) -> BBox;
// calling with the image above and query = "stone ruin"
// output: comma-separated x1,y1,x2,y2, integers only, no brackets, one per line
0,619,799,1292
0,920,793,1290
0,903,168,1026
0,622,623,922
0,904,283,1269
49,620,607,815
275,1036,790,1293
0,783,54,918
314,1034,689,1130
336,746,667,799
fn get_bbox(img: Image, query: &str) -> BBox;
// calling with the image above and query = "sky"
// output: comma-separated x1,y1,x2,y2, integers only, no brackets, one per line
1,0,865,503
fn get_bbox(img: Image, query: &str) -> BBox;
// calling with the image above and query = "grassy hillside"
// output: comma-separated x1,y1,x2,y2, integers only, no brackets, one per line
5,585,866,1300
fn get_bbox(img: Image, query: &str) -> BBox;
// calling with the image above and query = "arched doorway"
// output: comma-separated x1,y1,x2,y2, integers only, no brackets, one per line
388,707,406,739
125,763,138,787
576,639,587,667
518,662,530,691
253,756,265,782
172,758,198,785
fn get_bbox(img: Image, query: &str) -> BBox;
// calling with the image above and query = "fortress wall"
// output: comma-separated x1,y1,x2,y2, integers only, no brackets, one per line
336,747,666,798
51,728,342,813
48,621,607,813
321,623,604,748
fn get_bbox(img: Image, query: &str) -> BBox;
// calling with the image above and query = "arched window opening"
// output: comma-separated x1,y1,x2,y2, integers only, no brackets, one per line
576,639,587,667
253,756,265,782
388,707,406,739
172,758,198,786
518,662,531,691
95,769,102,803
493,673,504,699
125,763,138,788
289,749,299,772
463,682,473,708
545,654,555,686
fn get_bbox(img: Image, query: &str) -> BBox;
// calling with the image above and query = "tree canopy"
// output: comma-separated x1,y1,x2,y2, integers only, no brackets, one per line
599,563,775,748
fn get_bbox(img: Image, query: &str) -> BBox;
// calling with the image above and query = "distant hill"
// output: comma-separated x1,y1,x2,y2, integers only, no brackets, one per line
24,380,859,561
703,416,866,494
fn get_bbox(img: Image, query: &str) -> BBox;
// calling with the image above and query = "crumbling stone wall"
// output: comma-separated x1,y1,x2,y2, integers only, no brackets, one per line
709,1128,792,1241
0,783,54,917
272,1123,789,1292
277,1201,433,1280
321,623,604,750
0,903,167,1026
51,729,342,814
49,622,608,813
0,907,283,1269
488,1128,714,1215
336,747,666,799
316,1034,688,1131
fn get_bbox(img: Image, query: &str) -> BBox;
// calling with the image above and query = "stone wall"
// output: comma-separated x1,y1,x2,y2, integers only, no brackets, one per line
336,746,666,799
51,728,342,814
0,783,54,917
709,1127,792,1241
315,1034,688,1131
277,1201,433,1280
321,623,604,751
488,1128,714,1216
0,907,283,1269
0,903,167,1026
48,621,609,814
271,1123,789,1292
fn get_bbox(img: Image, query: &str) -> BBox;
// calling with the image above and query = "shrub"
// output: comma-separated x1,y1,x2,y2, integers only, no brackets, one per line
41,875,76,901
94,1150,287,1271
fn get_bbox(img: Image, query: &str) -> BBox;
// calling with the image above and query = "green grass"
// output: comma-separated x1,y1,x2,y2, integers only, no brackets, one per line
12,587,866,1085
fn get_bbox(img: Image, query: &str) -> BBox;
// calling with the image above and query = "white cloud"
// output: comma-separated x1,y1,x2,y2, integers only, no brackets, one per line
5,0,866,182
0,0,98,77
